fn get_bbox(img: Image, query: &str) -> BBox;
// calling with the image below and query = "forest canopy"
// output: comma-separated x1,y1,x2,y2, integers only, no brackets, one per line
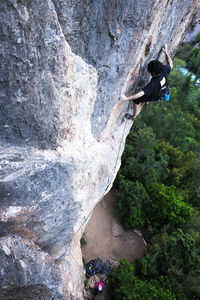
110,33,200,299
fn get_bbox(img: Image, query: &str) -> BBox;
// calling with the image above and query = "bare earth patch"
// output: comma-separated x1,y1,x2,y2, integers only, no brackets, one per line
82,189,146,264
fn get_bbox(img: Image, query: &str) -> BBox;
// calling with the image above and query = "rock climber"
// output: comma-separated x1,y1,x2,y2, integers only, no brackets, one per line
121,44,173,120
94,281,104,294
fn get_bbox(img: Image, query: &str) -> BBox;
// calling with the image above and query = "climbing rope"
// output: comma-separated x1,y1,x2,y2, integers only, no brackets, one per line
66,52,168,257
66,104,131,274
66,103,132,248
66,52,167,274
66,63,142,271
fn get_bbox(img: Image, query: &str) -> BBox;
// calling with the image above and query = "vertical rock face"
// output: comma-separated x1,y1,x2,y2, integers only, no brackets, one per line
184,9,200,41
0,0,199,299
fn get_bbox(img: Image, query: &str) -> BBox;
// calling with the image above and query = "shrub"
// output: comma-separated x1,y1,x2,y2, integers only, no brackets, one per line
147,183,193,229
82,256,86,267
194,32,200,44
80,237,86,248
134,229,200,297
109,259,176,300
115,178,148,229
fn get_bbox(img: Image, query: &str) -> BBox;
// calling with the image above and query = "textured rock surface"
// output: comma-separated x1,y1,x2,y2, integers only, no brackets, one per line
0,0,199,299
0,235,66,299
111,219,124,237
184,9,200,41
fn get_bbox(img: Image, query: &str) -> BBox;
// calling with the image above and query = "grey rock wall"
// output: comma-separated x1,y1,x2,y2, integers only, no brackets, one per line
0,0,199,299
184,9,200,41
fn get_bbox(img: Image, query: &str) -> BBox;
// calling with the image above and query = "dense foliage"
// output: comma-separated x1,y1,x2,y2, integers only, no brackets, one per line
109,259,177,300
175,36,200,78
134,229,200,298
111,34,200,299
114,57,200,233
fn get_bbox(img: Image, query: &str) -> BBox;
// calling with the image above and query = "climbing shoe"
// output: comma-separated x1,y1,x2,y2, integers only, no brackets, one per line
125,113,135,120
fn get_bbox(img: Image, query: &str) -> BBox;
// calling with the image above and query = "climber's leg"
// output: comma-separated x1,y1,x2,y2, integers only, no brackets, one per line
133,94,149,104
125,95,149,120
125,103,142,120
133,102,142,119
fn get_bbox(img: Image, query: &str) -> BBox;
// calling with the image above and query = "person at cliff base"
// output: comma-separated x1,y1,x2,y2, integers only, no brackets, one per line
94,281,104,293
121,44,173,120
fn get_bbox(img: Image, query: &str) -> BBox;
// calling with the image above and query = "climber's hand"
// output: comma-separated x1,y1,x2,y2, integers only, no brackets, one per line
162,44,168,54
120,94,128,101
162,44,173,68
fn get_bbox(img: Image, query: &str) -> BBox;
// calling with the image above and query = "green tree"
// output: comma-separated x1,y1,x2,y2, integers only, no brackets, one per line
117,123,169,186
188,47,200,73
156,141,197,200
109,259,177,300
115,177,149,229
182,208,200,246
147,183,192,229
134,229,200,298
113,38,200,300
194,32,200,44
175,43,193,62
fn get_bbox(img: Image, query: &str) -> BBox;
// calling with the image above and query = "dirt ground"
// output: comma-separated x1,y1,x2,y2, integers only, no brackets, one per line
82,190,146,299
82,189,146,263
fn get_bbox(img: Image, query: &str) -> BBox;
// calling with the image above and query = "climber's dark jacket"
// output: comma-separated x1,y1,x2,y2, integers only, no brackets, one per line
133,64,171,104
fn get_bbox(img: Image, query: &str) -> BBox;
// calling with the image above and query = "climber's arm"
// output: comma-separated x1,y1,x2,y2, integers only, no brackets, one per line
165,52,173,69
162,44,173,69
121,90,144,101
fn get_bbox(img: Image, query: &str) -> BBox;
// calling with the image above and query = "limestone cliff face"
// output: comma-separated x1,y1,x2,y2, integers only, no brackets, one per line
0,0,199,299
184,9,200,41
